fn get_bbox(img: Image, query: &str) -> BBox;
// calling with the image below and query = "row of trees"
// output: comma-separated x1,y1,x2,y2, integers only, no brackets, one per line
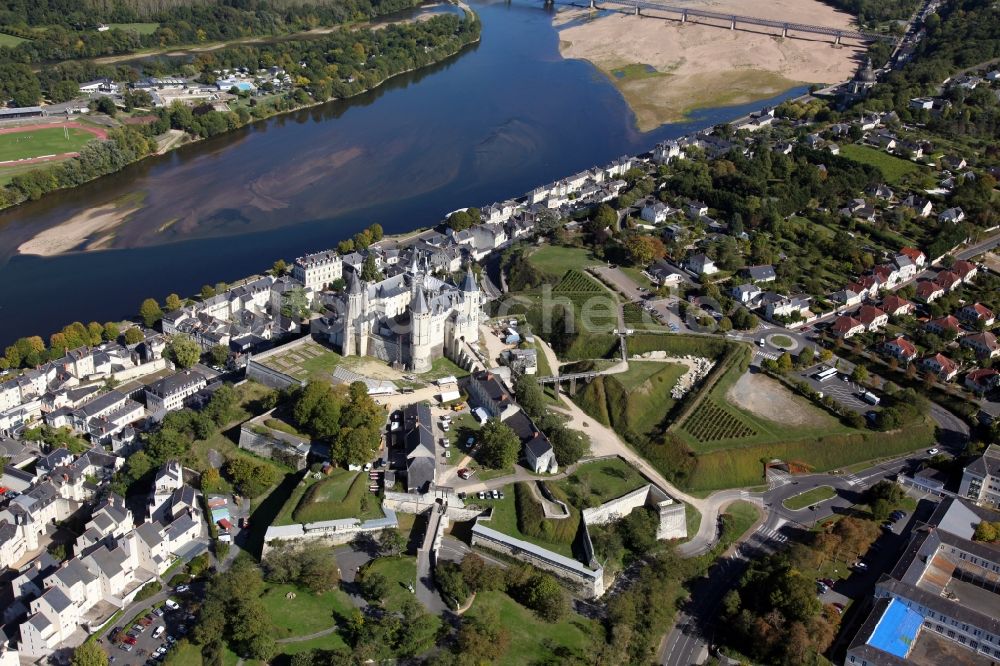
1,320,126,370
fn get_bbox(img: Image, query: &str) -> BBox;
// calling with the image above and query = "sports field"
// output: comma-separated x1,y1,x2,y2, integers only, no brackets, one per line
0,125,105,163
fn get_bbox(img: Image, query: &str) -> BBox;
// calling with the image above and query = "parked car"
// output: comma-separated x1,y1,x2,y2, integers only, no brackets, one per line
832,602,845,614
164,599,180,610
176,584,190,593
853,561,868,571
928,448,940,456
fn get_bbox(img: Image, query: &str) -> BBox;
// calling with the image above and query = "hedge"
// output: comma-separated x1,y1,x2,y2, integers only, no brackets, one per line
628,333,730,358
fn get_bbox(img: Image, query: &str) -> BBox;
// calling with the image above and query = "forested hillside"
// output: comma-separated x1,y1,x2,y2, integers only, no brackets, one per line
0,0,421,63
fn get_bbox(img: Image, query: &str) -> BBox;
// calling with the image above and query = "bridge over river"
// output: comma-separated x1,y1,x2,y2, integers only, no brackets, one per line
547,0,896,44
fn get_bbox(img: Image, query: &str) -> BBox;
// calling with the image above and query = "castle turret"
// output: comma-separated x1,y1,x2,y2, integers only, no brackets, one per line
344,271,365,356
461,267,480,324
410,287,433,372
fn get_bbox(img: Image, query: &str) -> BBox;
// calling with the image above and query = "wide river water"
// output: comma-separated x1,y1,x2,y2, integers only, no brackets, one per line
0,0,806,346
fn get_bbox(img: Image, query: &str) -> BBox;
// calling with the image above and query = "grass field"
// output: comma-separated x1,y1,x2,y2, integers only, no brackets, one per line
722,500,760,539
108,22,160,34
0,32,27,47
486,484,579,557
0,127,97,162
783,485,837,511
770,335,794,349
556,457,647,508
274,468,383,524
260,582,354,642
164,640,203,666
839,144,922,185
260,339,342,382
576,361,686,437
362,556,424,613
611,63,662,82
466,591,596,662
526,245,600,279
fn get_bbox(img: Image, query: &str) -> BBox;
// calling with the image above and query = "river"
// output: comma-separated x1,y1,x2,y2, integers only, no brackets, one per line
0,0,806,346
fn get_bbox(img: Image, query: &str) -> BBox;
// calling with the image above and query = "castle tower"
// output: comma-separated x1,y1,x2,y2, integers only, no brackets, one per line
410,287,433,373
461,267,480,324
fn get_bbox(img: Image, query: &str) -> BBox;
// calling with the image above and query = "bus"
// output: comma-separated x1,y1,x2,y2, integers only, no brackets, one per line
813,366,838,382
860,391,881,406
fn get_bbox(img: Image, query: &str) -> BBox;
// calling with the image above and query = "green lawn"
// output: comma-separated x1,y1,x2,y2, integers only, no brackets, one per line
579,361,686,437
0,127,98,162
485,484,578,558
259,582,354,641
362,556,423,613
465,591,597,664
261,340,342,382
526,245,600,279
108,22,160,34
424,355,471,380
839,144,922,185
770,335,794,349
720,501,760,544
274,468,383,525
556,457,647,508
164,640,203,666
783,485,837,511
0,32,27,47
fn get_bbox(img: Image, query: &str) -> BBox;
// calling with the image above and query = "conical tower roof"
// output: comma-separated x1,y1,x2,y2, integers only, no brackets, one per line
462,267,479,292
412,287,430,314
348,270,363,295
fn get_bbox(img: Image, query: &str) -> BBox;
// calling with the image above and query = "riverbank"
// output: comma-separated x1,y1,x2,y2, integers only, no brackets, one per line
3,5,481,243
556,0,863,130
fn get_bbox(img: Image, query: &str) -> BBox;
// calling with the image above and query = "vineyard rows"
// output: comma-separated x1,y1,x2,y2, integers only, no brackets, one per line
682,399,758,442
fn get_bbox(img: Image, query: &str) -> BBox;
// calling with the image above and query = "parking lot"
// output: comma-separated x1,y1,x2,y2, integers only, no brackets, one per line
797,369,871,414
102,596,196,665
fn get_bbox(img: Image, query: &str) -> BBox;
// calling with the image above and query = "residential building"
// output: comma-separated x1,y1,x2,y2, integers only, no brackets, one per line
857,305,888,331
952,259,979,283
744,265,776,282
938,207,966,224
467,370,519,421
925,315,961,336
965,368,1000,394
401,403,436,493
958,303,995,327
921,353,959,381
145,370,208,414
961,332,1000,359
730,283,762,305
640,202,674,224
883,337,917,363
915,280,945,303
882,295,915,318
831,315,865,339
505,411,556,474
686,253,718,276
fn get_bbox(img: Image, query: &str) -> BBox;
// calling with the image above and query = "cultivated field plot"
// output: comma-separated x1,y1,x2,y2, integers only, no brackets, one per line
553,269,604,293
526,245,600,279
683,399,758,443
0,125,104,163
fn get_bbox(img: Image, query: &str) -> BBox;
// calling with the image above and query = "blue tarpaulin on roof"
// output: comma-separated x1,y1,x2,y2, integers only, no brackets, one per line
868,598,923,658
211,507,230,523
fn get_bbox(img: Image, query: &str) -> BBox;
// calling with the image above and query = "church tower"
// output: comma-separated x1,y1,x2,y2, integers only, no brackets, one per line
344,271,364,356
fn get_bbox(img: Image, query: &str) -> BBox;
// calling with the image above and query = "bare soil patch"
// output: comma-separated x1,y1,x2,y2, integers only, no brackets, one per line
726,371,832,428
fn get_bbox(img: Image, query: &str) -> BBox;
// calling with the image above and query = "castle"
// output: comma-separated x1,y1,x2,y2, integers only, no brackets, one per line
317,252,482,372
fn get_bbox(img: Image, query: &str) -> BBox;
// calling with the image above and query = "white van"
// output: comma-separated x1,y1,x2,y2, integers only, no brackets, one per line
153,626,165,639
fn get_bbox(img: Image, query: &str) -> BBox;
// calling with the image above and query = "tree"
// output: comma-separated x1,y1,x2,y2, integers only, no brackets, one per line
379,528,406,556
281,286,312,321
798,346,814,368
776,352,794,373
360,571,390,603
851,364,869,384
625,235,667,266
224,457,279,497
124,327,144,345
165,293,183,311
209,344,230,367
200,284,216,299
102,321,120,342
524,573,568,622
477,418,520,470
514,374,545,419
139,298,163,327
166,335,201,368
71,642,109,666
271,259,288,276
434,560,470,609
360,254,382,282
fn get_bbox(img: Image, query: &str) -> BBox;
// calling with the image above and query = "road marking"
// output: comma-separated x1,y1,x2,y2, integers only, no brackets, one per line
754,349,779,361
844,473,863,486
756,527,788,543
